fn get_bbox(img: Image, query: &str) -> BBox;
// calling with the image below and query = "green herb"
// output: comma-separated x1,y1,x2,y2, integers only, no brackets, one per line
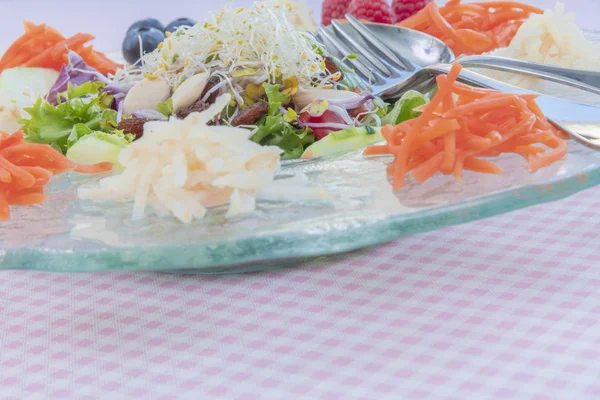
250,83,313,160
157,98,174,117
366,126,375,135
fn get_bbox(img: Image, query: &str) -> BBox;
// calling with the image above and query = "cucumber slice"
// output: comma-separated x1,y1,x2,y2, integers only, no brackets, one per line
66,133,128,169
301,126,383,159
0,67,59,100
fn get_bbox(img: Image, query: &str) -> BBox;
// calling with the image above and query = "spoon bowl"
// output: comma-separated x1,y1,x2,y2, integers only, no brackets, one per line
318,22,454,70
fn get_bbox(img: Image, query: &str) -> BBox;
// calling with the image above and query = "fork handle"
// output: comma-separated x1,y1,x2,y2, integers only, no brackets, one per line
457,55,600,96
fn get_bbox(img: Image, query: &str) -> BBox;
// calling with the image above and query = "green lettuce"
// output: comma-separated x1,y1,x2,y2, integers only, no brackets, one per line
250,83,314,160
19,82,117,154
381,90,429,126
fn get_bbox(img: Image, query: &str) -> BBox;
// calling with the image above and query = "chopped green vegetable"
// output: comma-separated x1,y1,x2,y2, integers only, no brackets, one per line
381,90,429,126
157,98,174,117
250,83,313,160
301,126,383,158
19,82,117,154
262,83,289,115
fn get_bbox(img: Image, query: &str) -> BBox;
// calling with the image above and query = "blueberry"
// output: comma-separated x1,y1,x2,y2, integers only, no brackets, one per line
127,18,164,34
122,27,166,65
165,18,197,33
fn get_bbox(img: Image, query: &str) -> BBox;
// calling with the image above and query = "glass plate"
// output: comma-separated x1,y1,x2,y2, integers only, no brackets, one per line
1,33,599,274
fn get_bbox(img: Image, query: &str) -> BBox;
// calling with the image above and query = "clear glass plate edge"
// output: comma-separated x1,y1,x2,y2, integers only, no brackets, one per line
3,162,597,274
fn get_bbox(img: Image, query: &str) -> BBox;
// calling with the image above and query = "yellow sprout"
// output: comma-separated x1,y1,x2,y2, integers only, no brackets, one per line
282,76,299,95
283,108,298,123
308,100,329,117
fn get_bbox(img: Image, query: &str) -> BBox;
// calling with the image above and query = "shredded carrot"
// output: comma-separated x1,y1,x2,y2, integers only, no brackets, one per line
74,162,113,174
363,145,391,156
364,62,568,191
463,157,503,174
397,0,542,55
0,22,121,74
0,131,112,220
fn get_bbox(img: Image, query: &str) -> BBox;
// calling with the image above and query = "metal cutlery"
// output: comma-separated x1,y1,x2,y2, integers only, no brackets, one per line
317,17,600,150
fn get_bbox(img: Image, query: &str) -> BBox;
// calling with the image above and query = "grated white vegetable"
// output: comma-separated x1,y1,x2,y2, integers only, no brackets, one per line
487,3,600,90
141,0,331,91
78,94,285,223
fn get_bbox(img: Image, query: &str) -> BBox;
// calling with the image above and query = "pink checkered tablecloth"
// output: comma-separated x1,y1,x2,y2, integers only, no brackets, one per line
2,1,600,399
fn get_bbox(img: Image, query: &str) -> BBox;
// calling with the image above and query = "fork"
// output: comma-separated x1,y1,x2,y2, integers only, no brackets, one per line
317,16,600,150
319,14,600,98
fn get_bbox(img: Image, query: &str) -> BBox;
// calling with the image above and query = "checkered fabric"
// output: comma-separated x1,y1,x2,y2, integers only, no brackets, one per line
1,185,600,399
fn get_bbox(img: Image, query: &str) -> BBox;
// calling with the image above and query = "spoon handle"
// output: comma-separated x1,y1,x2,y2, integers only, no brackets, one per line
457,55,600,96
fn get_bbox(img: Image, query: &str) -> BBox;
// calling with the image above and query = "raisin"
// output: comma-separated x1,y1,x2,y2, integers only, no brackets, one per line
117,116,146,140
175,98,210,119
230,102,268,127
202,75,222,105
324,56,344,81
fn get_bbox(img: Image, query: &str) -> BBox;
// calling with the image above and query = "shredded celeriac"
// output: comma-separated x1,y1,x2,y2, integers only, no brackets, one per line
78,94,285,223
141,0,330,90
486,2,600,90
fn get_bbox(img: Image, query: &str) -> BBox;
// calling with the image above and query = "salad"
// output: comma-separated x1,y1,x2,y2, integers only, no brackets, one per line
109,0,425,160
0,0,581,223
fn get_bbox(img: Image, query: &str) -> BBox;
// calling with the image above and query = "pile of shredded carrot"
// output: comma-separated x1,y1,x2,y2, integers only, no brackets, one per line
0,22,121,75
0,131,112,220
364,62,568,191
398,0,543,55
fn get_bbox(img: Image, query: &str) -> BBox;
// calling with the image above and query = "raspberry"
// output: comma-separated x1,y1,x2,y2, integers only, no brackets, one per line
347,0,393,24
392,0,431,24
322,0,352,26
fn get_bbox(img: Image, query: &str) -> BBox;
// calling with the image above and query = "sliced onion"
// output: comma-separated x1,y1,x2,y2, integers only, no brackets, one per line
360,113,381,127
301,122,351,130
131,109,168,121
294,89,363,109
116,101,124,123
72,68,109,84
327,105,354,125
212,72,244,105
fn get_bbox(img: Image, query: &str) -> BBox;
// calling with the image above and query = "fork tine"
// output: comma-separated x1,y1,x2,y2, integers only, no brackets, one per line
317,26,380,83
344,14,418,72
330,20,393,77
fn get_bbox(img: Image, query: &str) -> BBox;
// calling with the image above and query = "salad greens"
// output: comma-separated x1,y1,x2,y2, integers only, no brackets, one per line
47,51,105,105
250,83,314,160
381,90,429,126
19,82,118,153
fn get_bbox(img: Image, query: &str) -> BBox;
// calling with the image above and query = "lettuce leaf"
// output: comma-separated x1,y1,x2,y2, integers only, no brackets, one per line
19,82,117,153
381,90,429,126
263,82,289,116
250,83,313,160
